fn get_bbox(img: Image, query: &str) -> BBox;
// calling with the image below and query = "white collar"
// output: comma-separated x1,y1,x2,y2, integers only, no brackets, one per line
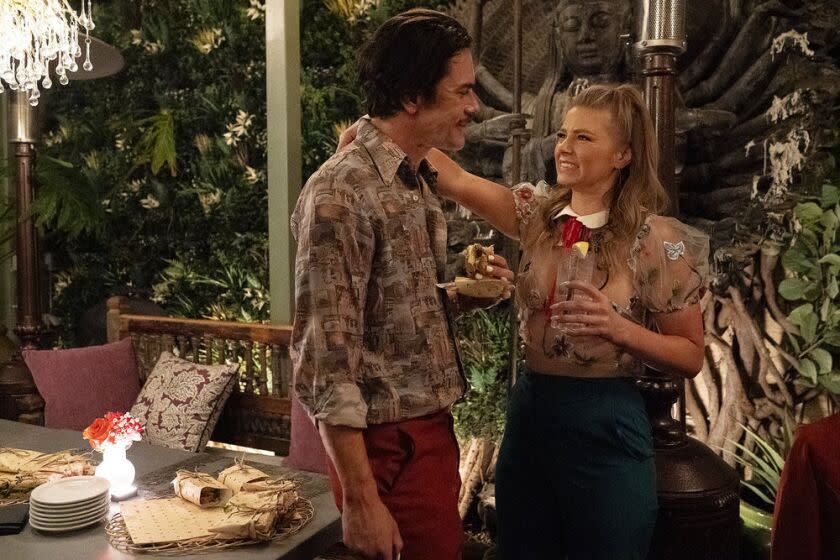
553,205,609,229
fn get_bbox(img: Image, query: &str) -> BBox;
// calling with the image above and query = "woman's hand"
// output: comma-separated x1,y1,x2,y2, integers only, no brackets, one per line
552,283,705,377
476,251,515,283
480,251,515,301
550,281,631,345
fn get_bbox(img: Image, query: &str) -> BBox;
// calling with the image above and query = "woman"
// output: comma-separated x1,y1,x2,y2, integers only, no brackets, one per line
338,83,708,559
428,83,708,559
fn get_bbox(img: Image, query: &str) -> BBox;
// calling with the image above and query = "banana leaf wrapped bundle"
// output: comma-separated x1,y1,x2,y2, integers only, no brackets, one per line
217,461,269,493
209,480,298,541
0,448,93,499
171,470,232,508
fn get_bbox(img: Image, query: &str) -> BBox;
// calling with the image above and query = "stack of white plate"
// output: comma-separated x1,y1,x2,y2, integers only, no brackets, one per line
29,476,111,533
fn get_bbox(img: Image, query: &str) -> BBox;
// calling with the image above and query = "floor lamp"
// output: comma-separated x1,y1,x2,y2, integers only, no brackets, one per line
0,5,123,422
634,0,740,558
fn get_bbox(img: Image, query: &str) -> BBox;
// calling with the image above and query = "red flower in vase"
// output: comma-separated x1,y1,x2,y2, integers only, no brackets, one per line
83,411,144,451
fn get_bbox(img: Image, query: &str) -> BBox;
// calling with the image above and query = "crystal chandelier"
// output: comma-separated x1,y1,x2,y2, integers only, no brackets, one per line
0,0,95,105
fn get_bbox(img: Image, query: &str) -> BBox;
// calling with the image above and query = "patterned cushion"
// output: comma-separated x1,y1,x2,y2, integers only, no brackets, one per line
130,352,238,452
23,338,141,431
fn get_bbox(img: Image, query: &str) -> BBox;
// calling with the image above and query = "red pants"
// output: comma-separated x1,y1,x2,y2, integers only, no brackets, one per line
327,410,463,560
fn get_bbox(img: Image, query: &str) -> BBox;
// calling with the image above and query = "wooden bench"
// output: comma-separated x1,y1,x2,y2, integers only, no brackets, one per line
106,296,295,455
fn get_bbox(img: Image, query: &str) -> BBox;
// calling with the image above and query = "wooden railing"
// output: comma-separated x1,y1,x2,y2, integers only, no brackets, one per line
106,296,294,454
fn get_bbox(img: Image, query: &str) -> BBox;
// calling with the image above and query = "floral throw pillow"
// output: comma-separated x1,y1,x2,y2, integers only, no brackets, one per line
130,352,239,452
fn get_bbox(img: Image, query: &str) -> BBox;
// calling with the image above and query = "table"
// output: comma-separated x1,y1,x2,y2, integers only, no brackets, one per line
0,419,342,560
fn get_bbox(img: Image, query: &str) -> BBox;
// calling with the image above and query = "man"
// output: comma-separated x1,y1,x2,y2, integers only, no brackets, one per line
290,9,513,560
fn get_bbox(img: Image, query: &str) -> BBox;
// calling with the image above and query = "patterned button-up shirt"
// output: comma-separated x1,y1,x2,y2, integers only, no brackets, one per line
290,118,466,428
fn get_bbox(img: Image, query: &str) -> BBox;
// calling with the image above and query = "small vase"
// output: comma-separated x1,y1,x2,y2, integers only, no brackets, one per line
95,442,137,499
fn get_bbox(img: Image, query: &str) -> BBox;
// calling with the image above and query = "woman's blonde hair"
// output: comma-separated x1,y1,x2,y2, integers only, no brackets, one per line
542,83,669,272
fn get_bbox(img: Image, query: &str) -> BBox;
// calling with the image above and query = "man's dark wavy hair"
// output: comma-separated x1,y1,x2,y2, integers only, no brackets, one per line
358,9,472,118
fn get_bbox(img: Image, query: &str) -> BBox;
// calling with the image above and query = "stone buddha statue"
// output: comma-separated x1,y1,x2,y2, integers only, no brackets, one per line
466,0,632,182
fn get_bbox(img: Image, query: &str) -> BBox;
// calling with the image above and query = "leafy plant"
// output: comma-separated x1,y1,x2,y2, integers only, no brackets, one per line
452,307,511,442
779,183,840,393
133,109,178,176
36,0,456,345
726,420,795,510
33,155,105,238
151,245,269,322
39,0,270,344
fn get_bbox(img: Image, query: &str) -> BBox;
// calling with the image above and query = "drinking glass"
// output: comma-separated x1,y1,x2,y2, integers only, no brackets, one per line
550,247,595,334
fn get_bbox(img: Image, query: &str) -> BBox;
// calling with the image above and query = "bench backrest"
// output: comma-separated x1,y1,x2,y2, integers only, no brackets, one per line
106,296,294,454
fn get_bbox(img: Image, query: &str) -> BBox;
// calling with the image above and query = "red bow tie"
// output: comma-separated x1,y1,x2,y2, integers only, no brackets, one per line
560,216,591,248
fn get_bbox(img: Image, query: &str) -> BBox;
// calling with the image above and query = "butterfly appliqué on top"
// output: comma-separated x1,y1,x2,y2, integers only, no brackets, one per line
664,241,685,261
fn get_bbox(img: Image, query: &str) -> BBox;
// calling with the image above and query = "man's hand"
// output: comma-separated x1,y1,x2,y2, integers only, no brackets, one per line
318,423,402,560
343,490,403,560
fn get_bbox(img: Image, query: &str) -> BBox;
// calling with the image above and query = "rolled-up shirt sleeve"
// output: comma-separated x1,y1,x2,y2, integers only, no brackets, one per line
290,172,374,429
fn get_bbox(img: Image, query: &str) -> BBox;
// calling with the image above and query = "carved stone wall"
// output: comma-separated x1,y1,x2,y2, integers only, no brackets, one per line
448,0,840,250
445,0,840,452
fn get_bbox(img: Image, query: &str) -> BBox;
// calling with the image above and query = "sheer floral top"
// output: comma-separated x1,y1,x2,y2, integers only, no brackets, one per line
513,181,710,378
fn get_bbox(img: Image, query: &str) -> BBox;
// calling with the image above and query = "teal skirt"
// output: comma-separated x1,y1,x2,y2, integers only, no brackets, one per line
495,366,657,560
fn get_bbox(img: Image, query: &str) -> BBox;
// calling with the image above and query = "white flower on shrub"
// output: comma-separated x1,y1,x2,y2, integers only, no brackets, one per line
83,151,100,170
145,41,164,54
198,190,221,215
244,165,264,185
328,0,379,23
191,28,225,54
246,1,265,21
130,28,165,54
224,111,254,146
44,126,69,147
140,194,161,209
53,272,72,298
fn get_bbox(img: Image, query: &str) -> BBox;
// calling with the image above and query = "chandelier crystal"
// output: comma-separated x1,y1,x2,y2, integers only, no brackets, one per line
0,0,95,105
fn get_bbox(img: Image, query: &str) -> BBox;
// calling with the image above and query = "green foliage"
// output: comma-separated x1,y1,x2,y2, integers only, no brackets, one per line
726,420,795,510
452,308,511,442
40,0,270,344
33,156,105,238
779,183,840,393
300,0,455,178
134,109,178,176
39,0,458,343
152,244,269,321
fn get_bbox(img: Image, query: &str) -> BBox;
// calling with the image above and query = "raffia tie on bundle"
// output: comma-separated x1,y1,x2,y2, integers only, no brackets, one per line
210,481,299,541
217,453,269,492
